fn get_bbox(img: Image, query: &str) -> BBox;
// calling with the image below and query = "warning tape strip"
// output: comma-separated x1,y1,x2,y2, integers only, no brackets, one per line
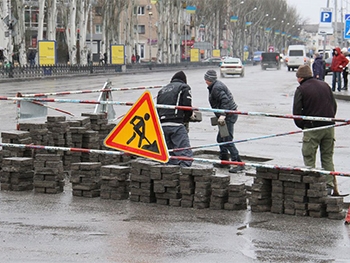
170,123,350,152
0,143,123,156
0,96,347,123
171,156,350,177
1,142,348,177
20,84,165,97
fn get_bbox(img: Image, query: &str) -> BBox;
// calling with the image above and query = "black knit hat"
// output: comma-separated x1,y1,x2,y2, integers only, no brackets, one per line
296,65,312,78
204,70,217,82
171,71,187,84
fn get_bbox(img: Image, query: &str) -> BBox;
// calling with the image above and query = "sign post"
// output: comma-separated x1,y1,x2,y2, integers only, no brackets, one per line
344,14,350,40
318,7,334,35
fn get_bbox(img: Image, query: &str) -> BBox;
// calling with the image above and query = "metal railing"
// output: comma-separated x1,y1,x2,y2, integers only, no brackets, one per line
0,61,219,80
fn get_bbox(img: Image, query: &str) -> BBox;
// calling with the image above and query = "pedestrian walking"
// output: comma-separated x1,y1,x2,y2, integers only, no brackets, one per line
312,52,325,80
341,47,350,90
204,69,244,173
331,47,349,92
293,65,338,195
156,71,194,167
99,52,104,65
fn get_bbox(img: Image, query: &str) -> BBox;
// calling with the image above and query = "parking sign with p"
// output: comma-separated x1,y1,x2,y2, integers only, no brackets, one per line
321,11,332,23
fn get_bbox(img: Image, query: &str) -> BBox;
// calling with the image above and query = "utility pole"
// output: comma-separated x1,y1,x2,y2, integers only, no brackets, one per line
7,0,12,63
334,0,338,46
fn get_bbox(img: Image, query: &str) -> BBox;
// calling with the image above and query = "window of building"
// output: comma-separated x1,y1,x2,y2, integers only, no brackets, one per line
134,6,145,15
95,24,102,34
135,25,145,34
95,6,102,16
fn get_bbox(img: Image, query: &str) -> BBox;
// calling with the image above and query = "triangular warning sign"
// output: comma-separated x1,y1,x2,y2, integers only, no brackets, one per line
104,90,169,163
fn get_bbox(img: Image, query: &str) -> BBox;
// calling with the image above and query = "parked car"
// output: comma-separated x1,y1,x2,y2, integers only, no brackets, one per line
260,52,281,70
253,51,264,65
285,45,310,71
220,57,244,77
202,57,222,64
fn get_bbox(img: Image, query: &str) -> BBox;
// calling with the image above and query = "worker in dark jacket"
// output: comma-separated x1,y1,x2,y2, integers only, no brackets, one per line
293,65,337,195
157,71,193,167
204,69,244,173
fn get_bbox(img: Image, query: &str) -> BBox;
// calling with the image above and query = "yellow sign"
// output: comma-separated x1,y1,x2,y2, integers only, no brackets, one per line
190,48,200,62
104,91,169,163
38,41,56,65
111,45,125,65
212,49,220,58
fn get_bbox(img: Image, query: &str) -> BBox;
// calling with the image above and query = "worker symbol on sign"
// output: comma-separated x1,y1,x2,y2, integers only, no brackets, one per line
126,113,160,153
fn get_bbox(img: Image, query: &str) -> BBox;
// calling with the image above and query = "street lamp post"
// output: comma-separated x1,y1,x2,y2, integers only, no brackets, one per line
242,7,257,62
149,11,153,63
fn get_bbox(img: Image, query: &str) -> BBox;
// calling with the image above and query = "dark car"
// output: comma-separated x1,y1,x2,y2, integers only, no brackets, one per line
261,52,281,70
252,51,264,65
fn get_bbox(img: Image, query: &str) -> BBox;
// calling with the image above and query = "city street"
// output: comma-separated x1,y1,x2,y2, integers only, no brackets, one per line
0,65,350,262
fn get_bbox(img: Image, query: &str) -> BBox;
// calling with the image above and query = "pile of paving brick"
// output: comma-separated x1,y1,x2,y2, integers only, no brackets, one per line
250,167,346,219
100,165,130,200
1,130,32,158
128,160,247,210
0,157,33,191
33,154,65,194
70,162,101,198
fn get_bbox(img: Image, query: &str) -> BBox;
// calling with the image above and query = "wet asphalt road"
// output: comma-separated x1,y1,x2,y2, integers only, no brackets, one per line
0,65,350,262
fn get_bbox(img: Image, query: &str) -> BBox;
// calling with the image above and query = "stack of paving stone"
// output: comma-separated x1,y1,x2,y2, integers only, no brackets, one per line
179,166,196,208
46,116,72,169
33,154,65,194
193,165,214,209
129,159,156,203
0,157,33,191
326,196,346,220
1,130,33,158
153,164,181,206
210,174,230,209
100,165,130,200
66,117,91,163
250,168,345,220
70,162,101,197
250,174,272,212
81,130,100,162
81,113,110,148
224,183,248,210
304,172,328,218
19,122,49,151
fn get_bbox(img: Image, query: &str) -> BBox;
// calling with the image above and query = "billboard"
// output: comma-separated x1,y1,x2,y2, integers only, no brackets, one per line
38,40,56,65
111,45,125,65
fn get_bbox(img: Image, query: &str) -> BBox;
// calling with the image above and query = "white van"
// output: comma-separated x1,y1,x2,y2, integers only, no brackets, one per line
285,45,310,71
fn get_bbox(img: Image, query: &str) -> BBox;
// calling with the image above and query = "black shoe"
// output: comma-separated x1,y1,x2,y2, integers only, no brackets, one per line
229,165,245,173
213,163,229,169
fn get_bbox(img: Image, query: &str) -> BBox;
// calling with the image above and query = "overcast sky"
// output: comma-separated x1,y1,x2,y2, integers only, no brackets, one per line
286,0,350,24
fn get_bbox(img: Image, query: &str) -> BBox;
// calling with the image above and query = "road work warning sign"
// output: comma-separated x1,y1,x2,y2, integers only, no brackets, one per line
104,91,169,163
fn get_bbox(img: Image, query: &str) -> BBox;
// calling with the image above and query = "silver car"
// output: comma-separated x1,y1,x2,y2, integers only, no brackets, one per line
220,57,244,77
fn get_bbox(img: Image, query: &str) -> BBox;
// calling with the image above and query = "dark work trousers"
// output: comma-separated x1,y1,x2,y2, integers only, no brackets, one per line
161,124,193,167
216,114,241,162
343,68,348,89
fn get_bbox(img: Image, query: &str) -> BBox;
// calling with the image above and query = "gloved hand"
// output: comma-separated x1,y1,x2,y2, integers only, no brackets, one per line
218,115,226,126
190,113,197,121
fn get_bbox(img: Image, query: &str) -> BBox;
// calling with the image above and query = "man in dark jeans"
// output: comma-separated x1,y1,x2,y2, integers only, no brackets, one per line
204,70,244,173
156,71,194,167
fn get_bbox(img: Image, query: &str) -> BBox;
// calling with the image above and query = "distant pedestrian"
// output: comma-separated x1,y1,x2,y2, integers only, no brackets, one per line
131,54,136,64
331,47,349,92
341,47,350,90
104,52,107,65
136,54,140,63
204,69,244,173
312,52,324,80
99,52,104,65
293,65,338,195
